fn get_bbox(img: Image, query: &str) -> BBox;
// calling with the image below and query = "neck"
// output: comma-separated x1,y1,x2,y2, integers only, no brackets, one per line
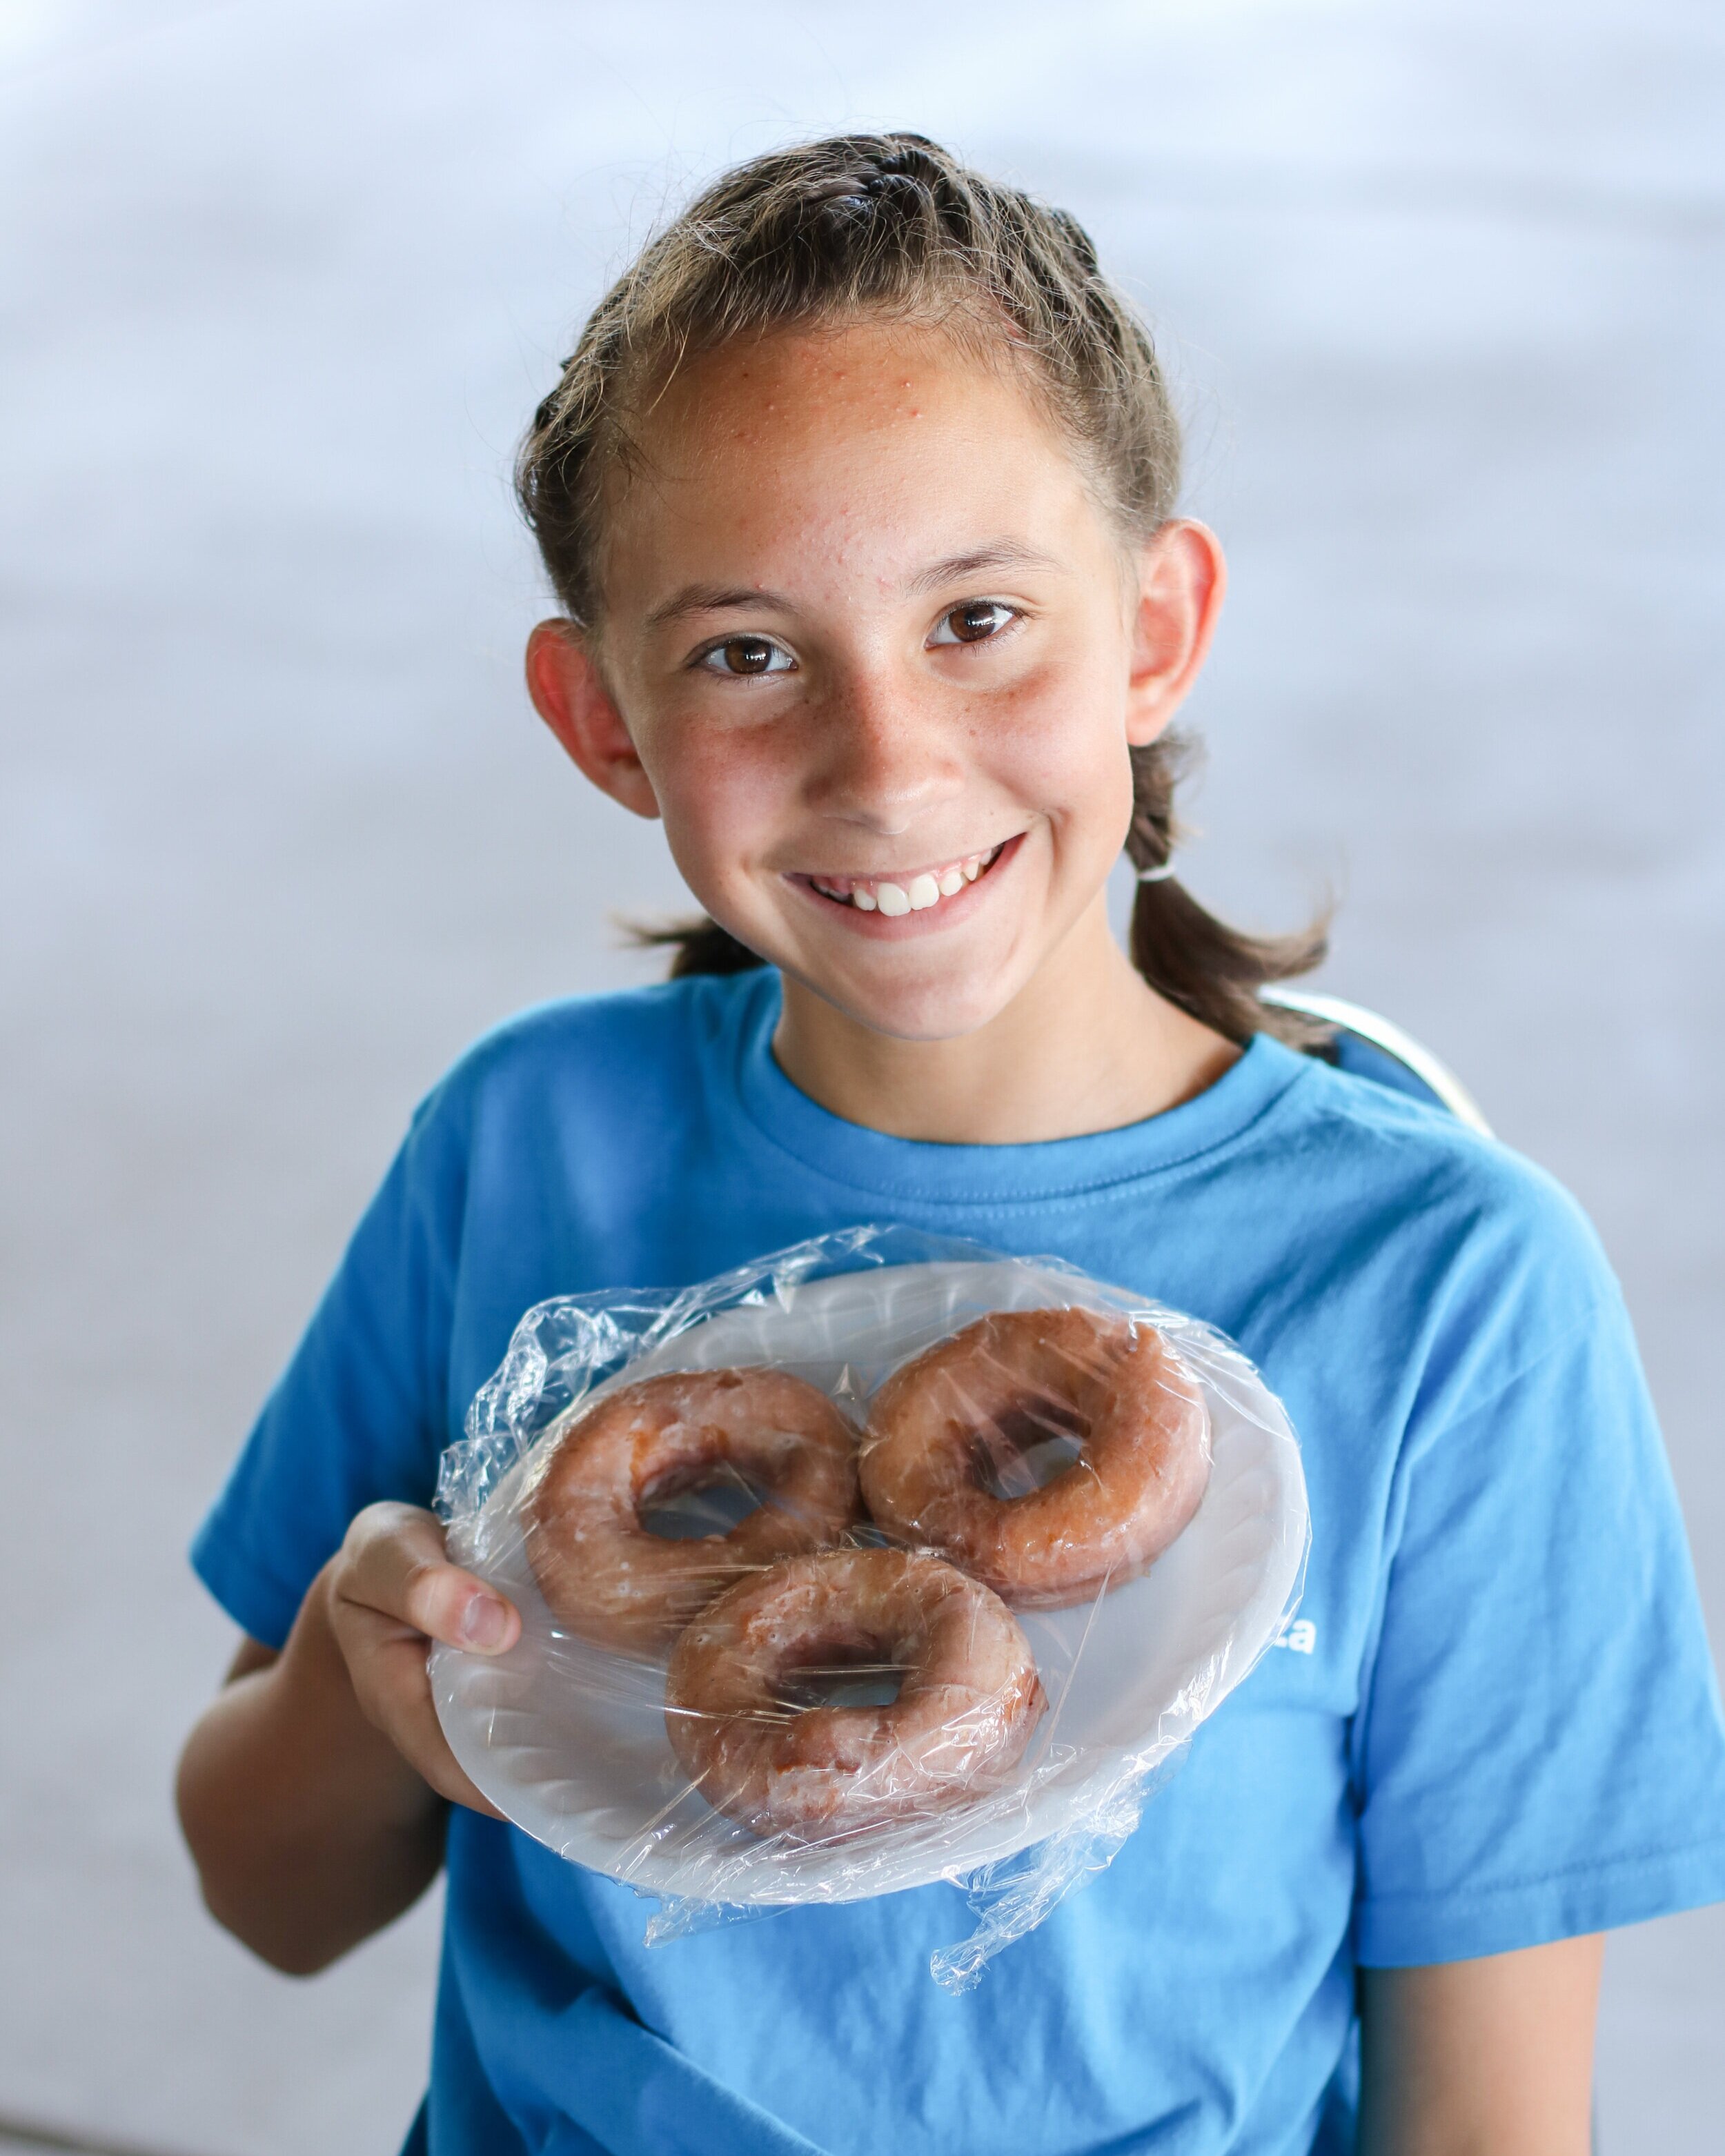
771,896,1241,1145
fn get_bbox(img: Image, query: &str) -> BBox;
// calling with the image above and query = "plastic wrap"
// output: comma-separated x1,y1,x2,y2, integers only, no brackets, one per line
431,1227,1308,1990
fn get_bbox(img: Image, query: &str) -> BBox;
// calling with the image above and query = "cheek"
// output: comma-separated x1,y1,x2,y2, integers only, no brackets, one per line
985,655,1134,820
644,722,797,876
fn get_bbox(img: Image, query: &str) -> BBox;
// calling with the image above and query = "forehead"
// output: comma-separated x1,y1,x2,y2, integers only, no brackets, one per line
600,319,1105,605
645,315,1053,452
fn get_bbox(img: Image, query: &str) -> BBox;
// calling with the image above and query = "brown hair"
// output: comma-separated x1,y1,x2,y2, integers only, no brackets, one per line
518,132,1327,1046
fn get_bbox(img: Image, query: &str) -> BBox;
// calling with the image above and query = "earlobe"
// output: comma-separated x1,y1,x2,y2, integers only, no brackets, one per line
524,620,661,820
1123,521,1228,748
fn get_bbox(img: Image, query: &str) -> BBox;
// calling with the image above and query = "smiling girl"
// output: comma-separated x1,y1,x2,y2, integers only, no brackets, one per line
177,136,1725,2156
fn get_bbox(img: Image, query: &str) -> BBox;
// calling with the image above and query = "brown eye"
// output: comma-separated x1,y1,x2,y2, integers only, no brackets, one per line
931,601,1014,647
699,635,793,677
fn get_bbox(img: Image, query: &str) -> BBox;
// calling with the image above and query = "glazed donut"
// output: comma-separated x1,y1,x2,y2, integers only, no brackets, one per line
664,1547,1045,1841
524,1367,860,1650
859,1307,1210,1608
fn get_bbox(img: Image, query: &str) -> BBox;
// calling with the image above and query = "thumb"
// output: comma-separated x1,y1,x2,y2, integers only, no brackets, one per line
338,1502,523,1656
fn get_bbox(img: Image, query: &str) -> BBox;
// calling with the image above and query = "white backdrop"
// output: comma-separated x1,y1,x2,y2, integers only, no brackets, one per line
2,2,1722,2150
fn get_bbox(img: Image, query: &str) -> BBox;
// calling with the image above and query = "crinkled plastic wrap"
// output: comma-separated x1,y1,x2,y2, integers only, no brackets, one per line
431,1227,1308,1990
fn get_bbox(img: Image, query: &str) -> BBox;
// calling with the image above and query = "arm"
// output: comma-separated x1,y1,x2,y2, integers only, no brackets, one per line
175,1503,520,1976
1358,1935,1604,2156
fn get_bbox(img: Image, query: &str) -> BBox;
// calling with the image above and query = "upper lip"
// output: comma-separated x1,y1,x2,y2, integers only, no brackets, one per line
792,842,1007,889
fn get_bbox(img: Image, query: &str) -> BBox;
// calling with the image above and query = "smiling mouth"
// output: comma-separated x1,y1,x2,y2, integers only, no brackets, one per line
796,843,1007,918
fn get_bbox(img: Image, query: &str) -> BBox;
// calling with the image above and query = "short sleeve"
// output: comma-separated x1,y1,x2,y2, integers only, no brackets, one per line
190,1087,468,1648
1353,1286,1725,1964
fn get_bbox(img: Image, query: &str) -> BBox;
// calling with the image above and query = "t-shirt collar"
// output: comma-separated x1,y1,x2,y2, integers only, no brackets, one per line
731,969,1312,1205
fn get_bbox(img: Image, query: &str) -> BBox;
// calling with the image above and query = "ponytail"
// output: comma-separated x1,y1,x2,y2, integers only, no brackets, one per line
633,915,768,982
1122,734,1331,1049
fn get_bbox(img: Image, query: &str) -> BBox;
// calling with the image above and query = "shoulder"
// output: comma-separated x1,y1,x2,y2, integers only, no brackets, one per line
1261,1038,1595,1250
448,969,761,1086
412,971,768,1137
357,971,771,1243
1286,1049,1594,1251
1256,1044,1620,1402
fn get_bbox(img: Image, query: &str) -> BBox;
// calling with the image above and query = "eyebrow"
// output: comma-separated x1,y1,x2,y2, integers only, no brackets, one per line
903,540,1067,595
642,541,1067,635
642,583,795,633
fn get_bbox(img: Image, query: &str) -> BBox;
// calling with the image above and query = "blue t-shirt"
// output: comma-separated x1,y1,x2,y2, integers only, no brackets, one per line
193,969,1725,2156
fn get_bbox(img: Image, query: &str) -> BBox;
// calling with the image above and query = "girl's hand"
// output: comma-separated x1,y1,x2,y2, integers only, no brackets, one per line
322,1501,522,1818
179,1504,523,1971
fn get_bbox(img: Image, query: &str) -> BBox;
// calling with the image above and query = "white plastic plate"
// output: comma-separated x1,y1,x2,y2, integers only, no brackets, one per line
431,1260,1307,1906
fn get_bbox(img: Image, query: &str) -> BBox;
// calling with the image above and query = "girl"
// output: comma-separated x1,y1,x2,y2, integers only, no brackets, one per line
176,135,1725,2155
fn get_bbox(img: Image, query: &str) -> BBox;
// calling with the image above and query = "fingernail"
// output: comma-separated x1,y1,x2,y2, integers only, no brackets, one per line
460,1592,510,1651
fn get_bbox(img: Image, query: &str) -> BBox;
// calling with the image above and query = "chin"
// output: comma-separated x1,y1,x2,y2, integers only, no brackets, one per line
827,971,1018,1045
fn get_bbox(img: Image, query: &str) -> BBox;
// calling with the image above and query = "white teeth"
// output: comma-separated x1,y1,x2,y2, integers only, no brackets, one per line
810,844,1003,916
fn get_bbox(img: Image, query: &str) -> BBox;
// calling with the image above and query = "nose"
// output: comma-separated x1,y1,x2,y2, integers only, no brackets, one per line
802,664,966,835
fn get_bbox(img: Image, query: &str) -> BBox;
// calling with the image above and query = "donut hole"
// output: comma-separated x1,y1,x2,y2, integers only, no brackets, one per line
971,1392,1092,1501
775,1641,907,1713
637,1459,767,1541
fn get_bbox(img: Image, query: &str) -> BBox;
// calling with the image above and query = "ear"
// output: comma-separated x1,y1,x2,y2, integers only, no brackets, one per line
524,620,661,820
1123,520,1227,748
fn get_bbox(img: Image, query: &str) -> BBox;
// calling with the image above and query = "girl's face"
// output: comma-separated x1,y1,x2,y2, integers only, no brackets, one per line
533,320,1216,1044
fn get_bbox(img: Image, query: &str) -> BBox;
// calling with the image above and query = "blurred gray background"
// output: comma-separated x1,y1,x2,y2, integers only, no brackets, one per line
2,1,1721,2150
